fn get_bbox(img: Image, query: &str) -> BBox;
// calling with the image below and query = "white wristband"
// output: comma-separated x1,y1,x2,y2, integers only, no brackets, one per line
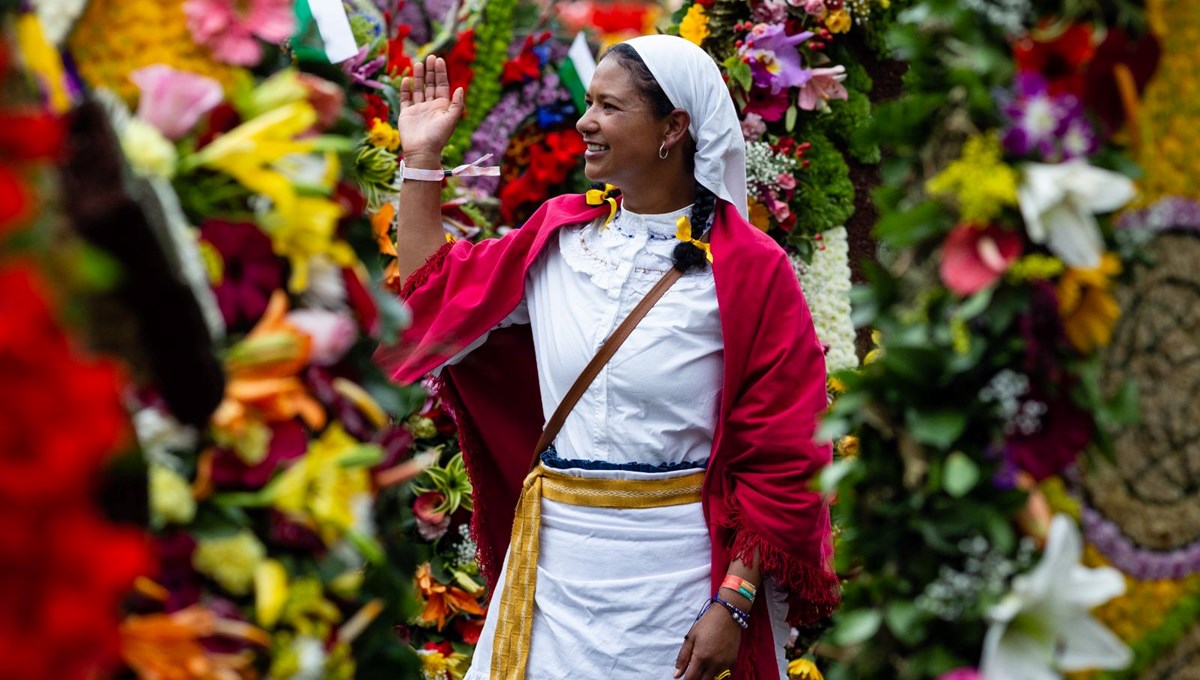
398,160,446,182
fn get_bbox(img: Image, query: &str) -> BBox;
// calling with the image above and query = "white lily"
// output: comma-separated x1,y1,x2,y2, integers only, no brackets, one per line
980,515,1131,680
1017,161,1136,268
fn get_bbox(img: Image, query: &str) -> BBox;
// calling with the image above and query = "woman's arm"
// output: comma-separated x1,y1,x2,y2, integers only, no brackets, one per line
394,55,465,282
674,552,762,680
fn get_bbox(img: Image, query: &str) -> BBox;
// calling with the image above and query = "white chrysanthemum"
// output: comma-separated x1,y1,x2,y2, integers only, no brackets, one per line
132,406,197,465
121,118,178,179
32,0,88,45
795,227,858,373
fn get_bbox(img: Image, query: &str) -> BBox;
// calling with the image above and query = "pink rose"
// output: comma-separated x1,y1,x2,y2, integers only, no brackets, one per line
776,173,797,191
130,65,224,140
803,0,828,16
285,309,357,366
741,113,767,142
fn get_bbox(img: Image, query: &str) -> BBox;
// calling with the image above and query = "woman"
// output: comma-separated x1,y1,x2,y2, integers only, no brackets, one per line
383,35,838,679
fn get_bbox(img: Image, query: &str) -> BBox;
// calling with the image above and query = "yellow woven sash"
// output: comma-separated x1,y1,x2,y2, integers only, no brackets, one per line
490,466,705,678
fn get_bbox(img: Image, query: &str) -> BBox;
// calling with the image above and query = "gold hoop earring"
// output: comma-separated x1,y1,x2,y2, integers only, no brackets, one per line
658,142,669,160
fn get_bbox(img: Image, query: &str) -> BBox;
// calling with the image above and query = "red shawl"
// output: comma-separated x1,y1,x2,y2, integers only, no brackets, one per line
380,194,840,678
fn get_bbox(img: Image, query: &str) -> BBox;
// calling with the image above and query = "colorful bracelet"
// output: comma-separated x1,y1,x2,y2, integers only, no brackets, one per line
721,574,757,603
710,596,750,629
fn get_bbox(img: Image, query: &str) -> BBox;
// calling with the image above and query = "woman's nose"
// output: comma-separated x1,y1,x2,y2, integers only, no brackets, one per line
576,107,597,134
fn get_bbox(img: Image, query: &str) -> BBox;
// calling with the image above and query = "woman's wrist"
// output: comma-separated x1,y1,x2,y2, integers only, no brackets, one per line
401,151,443,168
717,586,752,613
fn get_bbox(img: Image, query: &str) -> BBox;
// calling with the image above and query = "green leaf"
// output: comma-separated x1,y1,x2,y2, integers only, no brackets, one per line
906,410,968,449
873,200,950,247
785,104,798,132
942,451,980,498
724,56,753,92
885,600,925,645
817,458,862,492
957,287,994,320
832,608,883,646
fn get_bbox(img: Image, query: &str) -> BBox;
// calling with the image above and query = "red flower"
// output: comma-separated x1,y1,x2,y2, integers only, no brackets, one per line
0,164,30,232
743,86,791,122
424,640,455,657
387,24,414,78
0,265,129,506
1004,394,1093,481
445,29,477,108
498,129,586,224
1083,29,1161,137
939,224,1022,296
359,93,390,127
197,219,284,330
1013,23,1096,96
455,614,484,645
502,33,549,85
0,110,64,161
209,420,307,489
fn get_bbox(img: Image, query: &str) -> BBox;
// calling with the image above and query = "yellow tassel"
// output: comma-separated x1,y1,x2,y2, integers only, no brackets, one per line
584,183,620,227
675,216,713,263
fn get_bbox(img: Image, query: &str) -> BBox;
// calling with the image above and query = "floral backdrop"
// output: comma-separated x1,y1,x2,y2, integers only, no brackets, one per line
11,0,1200,678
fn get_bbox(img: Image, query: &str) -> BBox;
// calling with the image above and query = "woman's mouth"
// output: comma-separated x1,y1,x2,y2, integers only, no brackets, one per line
584,143,609,159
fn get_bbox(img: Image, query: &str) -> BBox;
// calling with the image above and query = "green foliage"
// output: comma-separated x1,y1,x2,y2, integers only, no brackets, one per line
789,130,855,237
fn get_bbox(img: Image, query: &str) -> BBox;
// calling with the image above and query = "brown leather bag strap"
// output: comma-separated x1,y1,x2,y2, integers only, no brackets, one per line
530,266,684,470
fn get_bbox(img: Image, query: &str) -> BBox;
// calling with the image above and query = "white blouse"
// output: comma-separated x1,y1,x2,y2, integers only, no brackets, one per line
449,204,724,466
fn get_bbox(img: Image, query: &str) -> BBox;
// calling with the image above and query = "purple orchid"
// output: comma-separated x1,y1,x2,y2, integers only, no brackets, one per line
1002,73,1098,161
738,23,814,95
341,44,389,90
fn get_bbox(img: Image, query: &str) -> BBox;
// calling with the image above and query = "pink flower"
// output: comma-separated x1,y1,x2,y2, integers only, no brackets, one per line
130,66,224,140
938,669,981,680
753,0,788,23
297,73,345,131
184,0,296,66
414,491,450,541
801,0,828,16
776,173,797,191
285,309,357,366
797,66,849,111
939,225,1022,296
741,113,767,141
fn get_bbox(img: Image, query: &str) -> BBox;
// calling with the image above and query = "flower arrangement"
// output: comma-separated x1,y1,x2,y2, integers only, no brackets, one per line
0,24,150,679
815,1,1159,677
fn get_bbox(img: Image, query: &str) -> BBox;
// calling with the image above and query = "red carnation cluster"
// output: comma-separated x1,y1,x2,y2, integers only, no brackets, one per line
0,264,150,680
498,129,587,224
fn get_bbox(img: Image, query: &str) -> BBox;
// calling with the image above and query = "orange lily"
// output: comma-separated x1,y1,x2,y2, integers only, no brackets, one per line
415,563,484,631
120,605,269,680
371,203,402,293
212,290,326,434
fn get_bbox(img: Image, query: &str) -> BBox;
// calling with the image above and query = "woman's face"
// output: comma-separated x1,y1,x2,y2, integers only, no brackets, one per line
576,58,673,189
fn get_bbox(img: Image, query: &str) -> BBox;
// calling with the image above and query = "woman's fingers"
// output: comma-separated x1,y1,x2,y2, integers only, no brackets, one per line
674,633,695,679
411,59,426,104
399,76,412,108
433,56,451,100
423,54,437,101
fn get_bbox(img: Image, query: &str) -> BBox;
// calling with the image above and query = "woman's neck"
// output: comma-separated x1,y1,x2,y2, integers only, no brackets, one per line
619,175,697,215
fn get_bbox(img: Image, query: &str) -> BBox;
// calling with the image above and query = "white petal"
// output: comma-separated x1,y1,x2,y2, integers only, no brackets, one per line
1017,515,1082,599
1041,200,1104,268
981,628,1059,680
1059,564,1126,609
1056,613,1133,671
1018,163,1068,244
1057,161,1137,214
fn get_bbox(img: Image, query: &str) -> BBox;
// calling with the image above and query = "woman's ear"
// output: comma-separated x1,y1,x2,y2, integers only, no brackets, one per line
664,109,692,150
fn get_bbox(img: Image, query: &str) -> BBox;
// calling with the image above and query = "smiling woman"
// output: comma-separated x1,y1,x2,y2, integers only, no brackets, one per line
382,36,839,680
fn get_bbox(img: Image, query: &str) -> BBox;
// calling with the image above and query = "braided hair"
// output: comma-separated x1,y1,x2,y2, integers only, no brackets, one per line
601,44,718,274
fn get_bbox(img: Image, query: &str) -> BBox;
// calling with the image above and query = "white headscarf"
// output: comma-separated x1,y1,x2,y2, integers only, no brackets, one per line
622,35,748,220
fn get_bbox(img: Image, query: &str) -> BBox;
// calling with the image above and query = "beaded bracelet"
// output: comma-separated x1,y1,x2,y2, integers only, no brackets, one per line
709,596,750,629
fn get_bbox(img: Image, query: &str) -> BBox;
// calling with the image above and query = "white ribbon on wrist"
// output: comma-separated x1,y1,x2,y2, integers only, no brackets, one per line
398,153,501,182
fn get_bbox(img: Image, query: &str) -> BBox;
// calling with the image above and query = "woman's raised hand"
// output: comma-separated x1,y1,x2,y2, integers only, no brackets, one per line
396,54,464,163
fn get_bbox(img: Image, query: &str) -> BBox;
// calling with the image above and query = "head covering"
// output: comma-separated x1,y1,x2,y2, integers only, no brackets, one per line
622,35,748,220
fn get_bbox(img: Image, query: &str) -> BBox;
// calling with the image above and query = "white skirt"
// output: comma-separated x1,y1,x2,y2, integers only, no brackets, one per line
464,467,789,679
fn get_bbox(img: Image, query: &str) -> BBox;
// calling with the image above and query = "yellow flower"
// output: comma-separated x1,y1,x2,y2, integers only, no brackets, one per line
926,133,1019,224
748,197,772,232
418,647,470,680
270,422,375,545
368,119,401,151
255,560,289,628
1006,253,1066,282
679,4,710,46
68,0,242,102
16,14,70,113
261,194,355,292
192,531,266,596
187,100,319,219
789,658,825,680
236,69,308,121
149,464,196,526
1057,253,1122,353
826,9,852,34
836,435,860,459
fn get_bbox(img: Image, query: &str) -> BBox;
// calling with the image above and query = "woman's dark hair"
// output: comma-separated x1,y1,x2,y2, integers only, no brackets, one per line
599,44,717,274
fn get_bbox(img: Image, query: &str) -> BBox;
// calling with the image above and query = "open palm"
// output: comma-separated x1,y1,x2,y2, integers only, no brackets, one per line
396,54,464,158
